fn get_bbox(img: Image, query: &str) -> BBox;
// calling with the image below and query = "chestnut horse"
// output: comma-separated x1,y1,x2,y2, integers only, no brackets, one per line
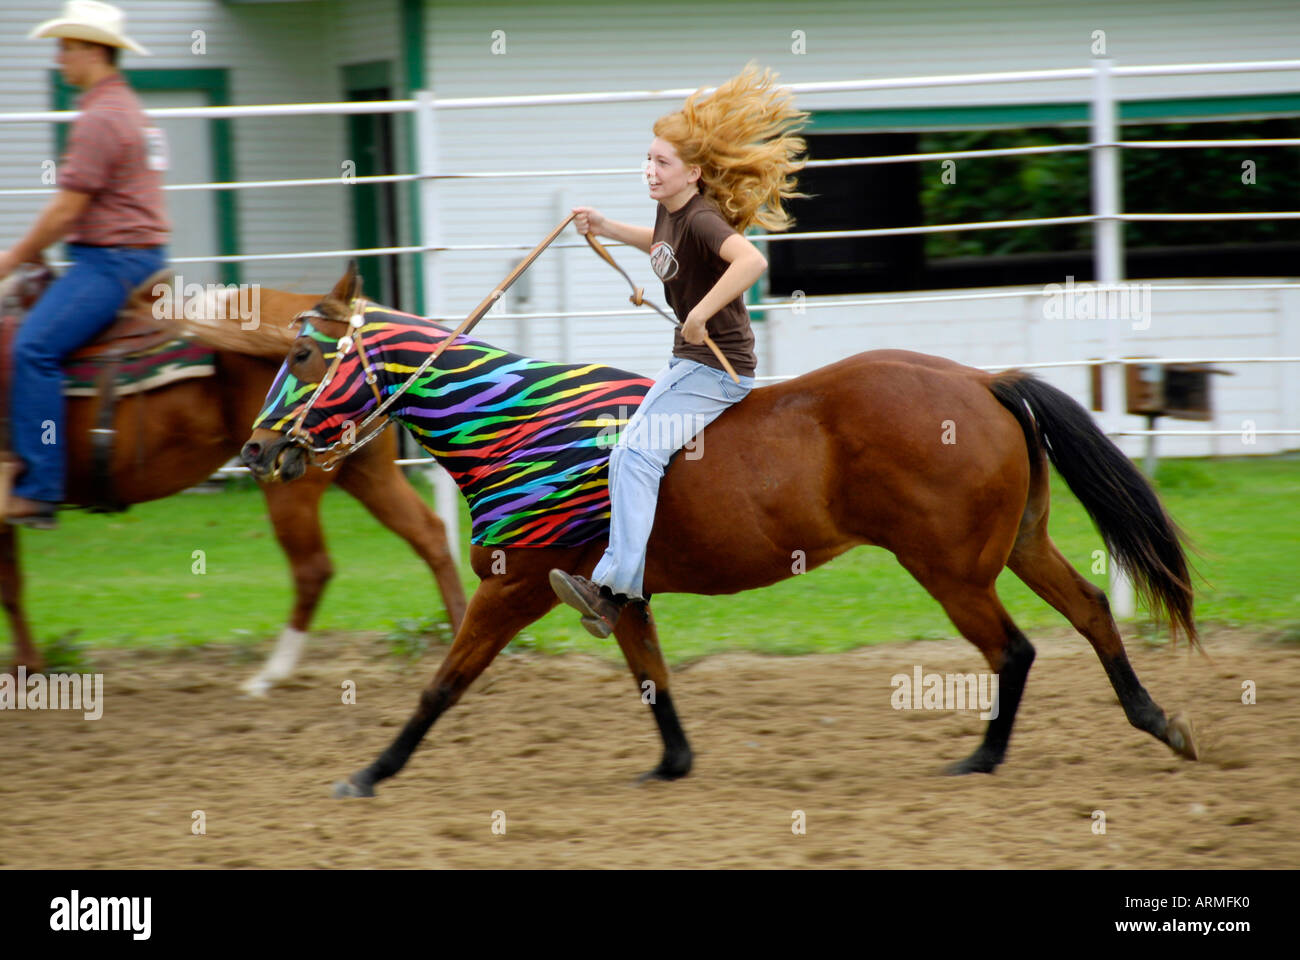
1,273,466,693
241,265,1199,794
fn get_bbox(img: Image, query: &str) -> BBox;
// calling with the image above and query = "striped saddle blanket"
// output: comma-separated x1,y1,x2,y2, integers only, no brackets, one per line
61,337,215,397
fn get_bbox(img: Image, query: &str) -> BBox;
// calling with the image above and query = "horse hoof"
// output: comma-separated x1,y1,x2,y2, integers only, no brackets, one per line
1166,712,1199,761
942,751,999,775
239,675,272,698
635,757,691,784
332,777,375,799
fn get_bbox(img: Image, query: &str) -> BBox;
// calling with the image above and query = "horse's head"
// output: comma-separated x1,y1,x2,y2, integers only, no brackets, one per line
241,262,381,482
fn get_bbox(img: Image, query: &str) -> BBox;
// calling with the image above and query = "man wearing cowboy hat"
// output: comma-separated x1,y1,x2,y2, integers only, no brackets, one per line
0,1,169,529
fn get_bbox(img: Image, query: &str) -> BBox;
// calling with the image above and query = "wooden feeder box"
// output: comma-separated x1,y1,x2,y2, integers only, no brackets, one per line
1123,361,1230,422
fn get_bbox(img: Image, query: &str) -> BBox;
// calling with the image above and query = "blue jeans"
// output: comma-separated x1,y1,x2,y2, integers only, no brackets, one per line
11,243,167,503
592,356,755,600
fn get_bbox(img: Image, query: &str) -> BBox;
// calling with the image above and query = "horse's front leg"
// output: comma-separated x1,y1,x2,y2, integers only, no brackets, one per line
0,525,41,674
334,555,562,798
240,472,333,696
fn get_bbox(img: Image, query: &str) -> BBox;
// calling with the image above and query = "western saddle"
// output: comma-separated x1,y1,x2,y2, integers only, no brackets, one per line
0,260,182,513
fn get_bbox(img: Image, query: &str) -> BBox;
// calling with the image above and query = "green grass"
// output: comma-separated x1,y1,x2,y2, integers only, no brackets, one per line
10,457,1298,665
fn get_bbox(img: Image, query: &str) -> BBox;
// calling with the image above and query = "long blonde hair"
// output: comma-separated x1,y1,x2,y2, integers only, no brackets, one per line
653,64,808,233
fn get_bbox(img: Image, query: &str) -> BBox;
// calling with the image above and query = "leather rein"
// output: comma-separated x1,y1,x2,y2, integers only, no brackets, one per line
282,212,738,472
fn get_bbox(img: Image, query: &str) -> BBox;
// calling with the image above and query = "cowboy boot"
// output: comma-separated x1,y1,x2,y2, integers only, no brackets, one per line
5,496,57,530
548,569,627,639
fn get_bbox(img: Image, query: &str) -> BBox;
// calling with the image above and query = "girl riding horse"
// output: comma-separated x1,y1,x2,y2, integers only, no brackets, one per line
549,64,807,637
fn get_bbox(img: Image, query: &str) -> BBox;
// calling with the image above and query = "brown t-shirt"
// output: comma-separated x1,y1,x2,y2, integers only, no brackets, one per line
59,74,169,246
650,192,756,377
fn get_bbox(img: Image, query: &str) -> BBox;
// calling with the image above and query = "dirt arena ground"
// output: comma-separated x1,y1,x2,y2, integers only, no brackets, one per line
2,627,1296,869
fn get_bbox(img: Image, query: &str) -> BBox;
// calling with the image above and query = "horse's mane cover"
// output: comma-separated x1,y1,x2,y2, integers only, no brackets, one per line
367,306,653,548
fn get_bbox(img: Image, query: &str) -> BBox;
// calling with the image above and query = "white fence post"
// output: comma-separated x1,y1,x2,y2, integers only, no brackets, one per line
1091,58,1136,620
415,88,461,567
1282,289,1300,454
555,188,575,363
434,464,462,569
415,89,442,320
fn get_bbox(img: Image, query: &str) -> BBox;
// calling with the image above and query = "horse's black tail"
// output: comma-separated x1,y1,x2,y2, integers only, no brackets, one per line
989,370,1198,648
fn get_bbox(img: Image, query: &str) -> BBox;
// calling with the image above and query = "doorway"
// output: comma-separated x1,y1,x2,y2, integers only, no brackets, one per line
343,61,401,309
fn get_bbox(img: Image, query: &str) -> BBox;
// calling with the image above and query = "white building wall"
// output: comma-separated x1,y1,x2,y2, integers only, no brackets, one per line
216,1,344,294
763,279,1298,458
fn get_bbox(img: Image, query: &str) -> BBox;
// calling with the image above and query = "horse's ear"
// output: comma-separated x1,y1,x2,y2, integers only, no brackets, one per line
328,260,361,305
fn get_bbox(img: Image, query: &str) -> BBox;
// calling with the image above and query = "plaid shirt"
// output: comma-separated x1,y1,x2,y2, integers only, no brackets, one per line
59,73,169,246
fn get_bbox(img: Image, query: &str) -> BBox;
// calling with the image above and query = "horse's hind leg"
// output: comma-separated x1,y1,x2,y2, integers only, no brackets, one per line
239,473,334,696
0,525,41,673
334,557,561,798
611,601,692,782
1007,519,1197,760
912,573,1037,775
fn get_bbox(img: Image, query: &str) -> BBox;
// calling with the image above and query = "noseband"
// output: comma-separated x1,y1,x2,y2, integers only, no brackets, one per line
281,297,389,471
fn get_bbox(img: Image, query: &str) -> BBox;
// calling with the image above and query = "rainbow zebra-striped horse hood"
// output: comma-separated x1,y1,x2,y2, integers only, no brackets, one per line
254,304,652,548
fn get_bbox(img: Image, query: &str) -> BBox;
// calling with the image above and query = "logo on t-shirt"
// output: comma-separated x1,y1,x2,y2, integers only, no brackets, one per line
143,126,169,172
649,240,679,282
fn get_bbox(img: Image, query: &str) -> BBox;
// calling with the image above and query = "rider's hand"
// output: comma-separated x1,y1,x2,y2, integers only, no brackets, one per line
681,311,708,345
572,207,605,237
0,249,17,281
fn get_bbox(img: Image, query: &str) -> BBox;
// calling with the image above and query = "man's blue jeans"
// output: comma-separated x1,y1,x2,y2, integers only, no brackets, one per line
592,356,755,600
11,243,166,503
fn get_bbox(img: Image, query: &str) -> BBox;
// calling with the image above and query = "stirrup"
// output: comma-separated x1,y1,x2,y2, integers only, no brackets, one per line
5,506,57,530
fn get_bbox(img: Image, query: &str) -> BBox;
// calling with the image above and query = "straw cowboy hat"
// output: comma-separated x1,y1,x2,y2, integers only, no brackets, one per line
28,0,150,56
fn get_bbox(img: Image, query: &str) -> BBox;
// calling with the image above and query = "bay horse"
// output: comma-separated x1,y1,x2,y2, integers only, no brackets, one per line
1,270,467,693
240,264,1199,794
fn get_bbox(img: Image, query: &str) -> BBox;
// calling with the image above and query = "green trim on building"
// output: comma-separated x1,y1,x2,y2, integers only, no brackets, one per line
343,60,396,305
401,0,426,315
51,67,241,285
744,228,767,323
808,93,1300,132
808,103,1088,132
342,60,392,93
1118,93,1300,122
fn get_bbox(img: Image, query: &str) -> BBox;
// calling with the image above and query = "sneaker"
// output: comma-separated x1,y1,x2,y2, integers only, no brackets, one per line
548,569,626,638
4,497,57,531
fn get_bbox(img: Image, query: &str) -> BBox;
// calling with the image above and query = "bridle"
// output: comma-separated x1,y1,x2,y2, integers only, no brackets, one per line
276,210,739,472
279,296,390,471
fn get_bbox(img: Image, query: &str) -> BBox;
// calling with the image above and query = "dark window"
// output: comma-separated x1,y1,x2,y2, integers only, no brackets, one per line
767,116,1300,295
767,133,922,297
